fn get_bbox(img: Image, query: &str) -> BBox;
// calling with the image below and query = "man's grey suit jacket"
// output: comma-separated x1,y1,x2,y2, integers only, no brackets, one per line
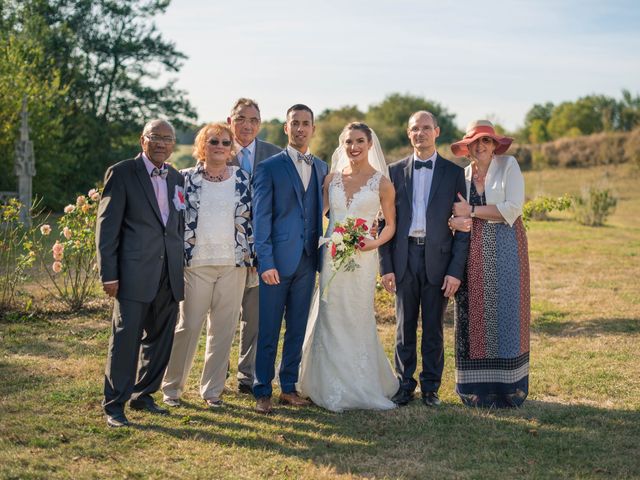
228,138,282,173
96,154,185,303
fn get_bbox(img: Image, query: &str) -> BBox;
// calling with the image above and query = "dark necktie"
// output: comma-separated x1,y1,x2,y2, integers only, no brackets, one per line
151,165,168,179
414,159,433,170
297,152,314,166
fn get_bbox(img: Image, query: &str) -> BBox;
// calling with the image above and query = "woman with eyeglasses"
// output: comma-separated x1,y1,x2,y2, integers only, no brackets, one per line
161,122,255,409
448,120,530,408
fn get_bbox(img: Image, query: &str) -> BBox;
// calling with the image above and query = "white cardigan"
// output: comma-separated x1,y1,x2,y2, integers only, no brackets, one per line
464,155,524,227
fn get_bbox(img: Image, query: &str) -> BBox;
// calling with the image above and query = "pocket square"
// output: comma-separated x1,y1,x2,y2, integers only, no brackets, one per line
173,186,186,211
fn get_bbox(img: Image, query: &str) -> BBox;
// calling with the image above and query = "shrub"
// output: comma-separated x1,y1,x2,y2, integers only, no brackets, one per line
32,189,101,310
522,194,573,228
624,127,640,169
572,187,617,226
0,199,40,311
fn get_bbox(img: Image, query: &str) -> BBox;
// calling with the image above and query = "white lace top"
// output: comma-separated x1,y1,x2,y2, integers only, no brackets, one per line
190,176,236,267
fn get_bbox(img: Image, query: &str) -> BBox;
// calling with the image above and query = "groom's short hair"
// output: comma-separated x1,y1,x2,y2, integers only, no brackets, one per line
286,104,314,124
408,111,439,128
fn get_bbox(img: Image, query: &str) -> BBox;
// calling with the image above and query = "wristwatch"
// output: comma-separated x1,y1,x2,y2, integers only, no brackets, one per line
470,205,476,218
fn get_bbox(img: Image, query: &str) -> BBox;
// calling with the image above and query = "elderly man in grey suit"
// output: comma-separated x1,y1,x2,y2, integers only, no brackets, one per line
96,119,185,427
227,98,282,394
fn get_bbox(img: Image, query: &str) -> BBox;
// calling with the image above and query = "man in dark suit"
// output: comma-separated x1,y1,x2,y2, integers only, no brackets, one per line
96,119,185,427
226,98,281,394
252,104,328,414
379,111,469,407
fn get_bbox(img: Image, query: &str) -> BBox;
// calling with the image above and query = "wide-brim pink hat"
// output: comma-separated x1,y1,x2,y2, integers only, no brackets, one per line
451,120,513,156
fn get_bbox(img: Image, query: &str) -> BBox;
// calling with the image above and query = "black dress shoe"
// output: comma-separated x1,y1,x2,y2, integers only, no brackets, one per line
238,383,253,395
391,389,414,406
106,413,130,428
129,398,170,415
421,391,441,407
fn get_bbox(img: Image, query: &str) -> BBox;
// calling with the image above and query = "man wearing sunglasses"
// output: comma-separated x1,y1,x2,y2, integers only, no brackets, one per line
227,98,282,395
96,119,185,427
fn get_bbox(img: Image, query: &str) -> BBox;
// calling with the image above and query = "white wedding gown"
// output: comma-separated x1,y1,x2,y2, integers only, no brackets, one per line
297,171,398,412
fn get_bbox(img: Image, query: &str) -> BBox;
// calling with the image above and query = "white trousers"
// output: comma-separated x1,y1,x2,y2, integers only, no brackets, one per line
162,265,246,400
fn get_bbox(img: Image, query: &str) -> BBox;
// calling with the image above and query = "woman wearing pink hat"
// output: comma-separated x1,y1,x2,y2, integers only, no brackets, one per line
449,120,530,408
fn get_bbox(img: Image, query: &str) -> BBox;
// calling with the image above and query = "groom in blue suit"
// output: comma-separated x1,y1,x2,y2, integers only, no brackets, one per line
252,104,328,414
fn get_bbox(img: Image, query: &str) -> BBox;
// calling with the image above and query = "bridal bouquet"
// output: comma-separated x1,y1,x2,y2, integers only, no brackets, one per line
321,217,369,297
327,216,369,272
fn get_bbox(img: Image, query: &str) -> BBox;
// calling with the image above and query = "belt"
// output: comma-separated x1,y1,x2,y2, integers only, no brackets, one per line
408,236,426,245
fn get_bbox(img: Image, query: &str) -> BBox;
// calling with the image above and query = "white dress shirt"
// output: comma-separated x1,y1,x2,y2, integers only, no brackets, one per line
409,151,438,238
286,145,312,190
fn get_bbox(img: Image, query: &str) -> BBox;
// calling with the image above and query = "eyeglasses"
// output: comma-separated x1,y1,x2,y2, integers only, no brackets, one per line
208,139,232,147
233,116,260,126
144,134,175,144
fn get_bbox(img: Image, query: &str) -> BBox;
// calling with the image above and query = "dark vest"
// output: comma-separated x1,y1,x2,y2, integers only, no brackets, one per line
302,168,319,257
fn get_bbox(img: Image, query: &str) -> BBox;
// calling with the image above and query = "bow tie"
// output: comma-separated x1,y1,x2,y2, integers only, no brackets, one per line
414,159,433,170
151,166,168,179
297,152,314,166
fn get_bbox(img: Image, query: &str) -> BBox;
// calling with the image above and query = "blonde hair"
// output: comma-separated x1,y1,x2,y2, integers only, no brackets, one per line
192,122,236,163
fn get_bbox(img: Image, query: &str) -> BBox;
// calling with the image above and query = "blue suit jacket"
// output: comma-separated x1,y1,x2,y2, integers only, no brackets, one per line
252,150,328,277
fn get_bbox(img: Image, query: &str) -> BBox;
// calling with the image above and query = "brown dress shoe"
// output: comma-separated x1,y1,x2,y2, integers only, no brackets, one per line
255,397,273,414
279,392,311,407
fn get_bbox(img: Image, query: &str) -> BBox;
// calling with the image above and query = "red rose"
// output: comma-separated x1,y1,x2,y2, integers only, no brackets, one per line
178,190,185,203
355,218,367,227
334,226,346,234
362,224,368,231
331,243,337,257
359,241,365,248
358,236,364,242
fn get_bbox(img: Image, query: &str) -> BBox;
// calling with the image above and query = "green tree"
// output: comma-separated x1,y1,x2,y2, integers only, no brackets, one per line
259,119,287,148
0,0,196,209
311,106,365,163
365,93,460,152
528,119,549,144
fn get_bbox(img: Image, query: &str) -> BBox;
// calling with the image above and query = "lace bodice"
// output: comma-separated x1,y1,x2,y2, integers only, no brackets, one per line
327,171,383,233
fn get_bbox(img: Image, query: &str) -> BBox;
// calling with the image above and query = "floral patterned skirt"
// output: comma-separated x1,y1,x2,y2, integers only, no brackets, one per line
454,217,530,408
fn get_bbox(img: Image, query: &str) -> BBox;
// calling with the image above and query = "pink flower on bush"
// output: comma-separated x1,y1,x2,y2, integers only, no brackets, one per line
52,241,64,261
40,224,52,235
52,261,63,273
88,189,100,201
64,204,75,213
76,195,86,206
63,227,72,239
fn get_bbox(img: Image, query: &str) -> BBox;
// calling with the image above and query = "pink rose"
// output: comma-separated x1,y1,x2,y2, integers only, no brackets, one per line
64,204,75,214
40,224,52,235
76,195,86,206
52,261,63,273
52,241,64,259
89,189,100,201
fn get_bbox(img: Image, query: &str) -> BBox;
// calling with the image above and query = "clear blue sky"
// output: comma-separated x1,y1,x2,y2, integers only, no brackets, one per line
155,0,640,131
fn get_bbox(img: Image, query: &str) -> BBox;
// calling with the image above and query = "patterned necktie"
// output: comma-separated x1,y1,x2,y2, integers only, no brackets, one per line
297,152,313,166
151,165,169,179
414,159,433,170
240,148,252,174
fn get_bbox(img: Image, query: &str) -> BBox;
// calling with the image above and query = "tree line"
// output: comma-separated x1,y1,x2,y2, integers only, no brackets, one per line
2,1,639,210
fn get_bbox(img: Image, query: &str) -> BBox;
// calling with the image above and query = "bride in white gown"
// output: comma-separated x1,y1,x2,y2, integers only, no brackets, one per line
297,122,399,412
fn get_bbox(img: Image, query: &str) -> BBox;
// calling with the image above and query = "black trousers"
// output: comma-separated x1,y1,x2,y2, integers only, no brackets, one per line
103,261,178,415
395,242,448,393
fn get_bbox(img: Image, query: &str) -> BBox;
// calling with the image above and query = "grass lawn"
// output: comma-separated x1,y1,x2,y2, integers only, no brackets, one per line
1,164,639,479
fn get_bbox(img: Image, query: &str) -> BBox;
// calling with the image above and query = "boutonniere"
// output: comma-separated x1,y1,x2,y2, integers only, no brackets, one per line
173,185,186,211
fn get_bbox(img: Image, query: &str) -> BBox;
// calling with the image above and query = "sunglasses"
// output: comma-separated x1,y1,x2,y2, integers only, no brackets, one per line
475,137,495,145
208,139,232,147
